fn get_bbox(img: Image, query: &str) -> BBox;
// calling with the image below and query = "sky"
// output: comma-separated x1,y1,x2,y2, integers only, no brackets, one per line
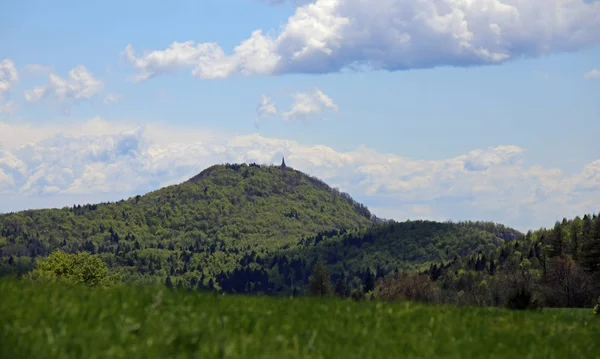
0,0,599,232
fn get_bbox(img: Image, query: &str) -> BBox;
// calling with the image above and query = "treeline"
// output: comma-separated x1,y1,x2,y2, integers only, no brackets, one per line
6,210,600,311
402,214,600,309
0,216,519,298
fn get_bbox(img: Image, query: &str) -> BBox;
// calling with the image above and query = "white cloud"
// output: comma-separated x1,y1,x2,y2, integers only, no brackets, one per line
102,93,124,105
24,66,104,110
123,0,600,80
0,59,19,113
584,69,600,79
257,95,278,117
0,59,19,98
0,118,599,231
283,88,338,121
25,64,53,75
257,88,338,124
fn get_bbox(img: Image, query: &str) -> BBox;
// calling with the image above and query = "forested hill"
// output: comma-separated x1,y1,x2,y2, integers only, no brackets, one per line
230,219,522,295
0,161,526,295
0,163,375,278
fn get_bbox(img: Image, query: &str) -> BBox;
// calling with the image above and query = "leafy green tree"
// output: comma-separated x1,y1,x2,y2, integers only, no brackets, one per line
308,262,332,297
26,251,115,288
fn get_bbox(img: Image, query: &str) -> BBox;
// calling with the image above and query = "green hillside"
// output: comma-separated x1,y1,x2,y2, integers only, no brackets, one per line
0,162,522,296
234,220,520,295
1,279,598,359
0,163,374,286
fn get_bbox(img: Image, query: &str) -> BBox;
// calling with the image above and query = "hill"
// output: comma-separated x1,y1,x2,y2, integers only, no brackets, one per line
218,220,521,294
0,162,522,295
0,163,374,285
2,279,598,359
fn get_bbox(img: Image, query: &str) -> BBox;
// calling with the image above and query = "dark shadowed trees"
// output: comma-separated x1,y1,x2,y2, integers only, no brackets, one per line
309,262,332,297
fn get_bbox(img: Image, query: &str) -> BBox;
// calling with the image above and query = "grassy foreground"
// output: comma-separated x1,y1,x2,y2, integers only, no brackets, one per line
0,279,598,359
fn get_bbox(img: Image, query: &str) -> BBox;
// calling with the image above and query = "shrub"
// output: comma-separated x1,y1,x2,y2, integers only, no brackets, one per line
25,250,116,288
594,297,600,315
375,272,437,303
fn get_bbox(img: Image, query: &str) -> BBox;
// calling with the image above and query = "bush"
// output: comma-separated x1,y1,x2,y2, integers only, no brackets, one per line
25,250,116,288
594,297,600,315
506,288,540,310
375,272,437,303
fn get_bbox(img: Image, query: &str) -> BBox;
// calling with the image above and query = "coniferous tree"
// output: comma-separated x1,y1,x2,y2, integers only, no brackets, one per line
582,217,600,273
571,231,579,261
308,262,332,297
363,270,375,293
335,278,349,298
549,222,564,258
489,259,496,275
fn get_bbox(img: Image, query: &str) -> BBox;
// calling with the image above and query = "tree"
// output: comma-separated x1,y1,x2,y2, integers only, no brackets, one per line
308,262,332,297
26,250,115,288
165,275,174,288
497,255,539,310
549,222,564,258
334,277,349,298
375,272,437,303
363,270,375,294
581,217,600,273
542,255,592,307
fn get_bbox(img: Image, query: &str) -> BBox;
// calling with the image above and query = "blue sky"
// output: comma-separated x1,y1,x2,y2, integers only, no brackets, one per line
0,0,599,231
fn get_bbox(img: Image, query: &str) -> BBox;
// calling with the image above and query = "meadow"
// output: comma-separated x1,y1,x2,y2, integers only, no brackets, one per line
1,279,598,359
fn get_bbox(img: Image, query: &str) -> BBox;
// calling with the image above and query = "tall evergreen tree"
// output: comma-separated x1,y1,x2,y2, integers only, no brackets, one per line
308,262,332,297
549,222,564,258
334,278,349,298
364,270,375,293
582,217,600,273
571,231,579,261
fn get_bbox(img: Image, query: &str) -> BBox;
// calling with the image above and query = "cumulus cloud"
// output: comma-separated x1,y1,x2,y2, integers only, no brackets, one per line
283,88,338,121
0,118,599,230
24,66,103,112
123,0,600,80
584,69,600,79
257,95,278,117
102,93,124,105
0,59,19,98
464,145,524,171
257,88,338,123
0,59,19,113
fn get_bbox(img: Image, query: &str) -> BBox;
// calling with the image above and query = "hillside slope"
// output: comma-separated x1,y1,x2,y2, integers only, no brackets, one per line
218,220,520,294
0,163,374,283
0,162,523,295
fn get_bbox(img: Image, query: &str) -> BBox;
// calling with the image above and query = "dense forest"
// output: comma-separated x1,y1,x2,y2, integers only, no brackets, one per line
1,162,599,310
424,214,600,308
0,163,375,286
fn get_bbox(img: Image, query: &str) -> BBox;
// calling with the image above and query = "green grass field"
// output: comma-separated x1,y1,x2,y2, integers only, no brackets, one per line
1,279,598,359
